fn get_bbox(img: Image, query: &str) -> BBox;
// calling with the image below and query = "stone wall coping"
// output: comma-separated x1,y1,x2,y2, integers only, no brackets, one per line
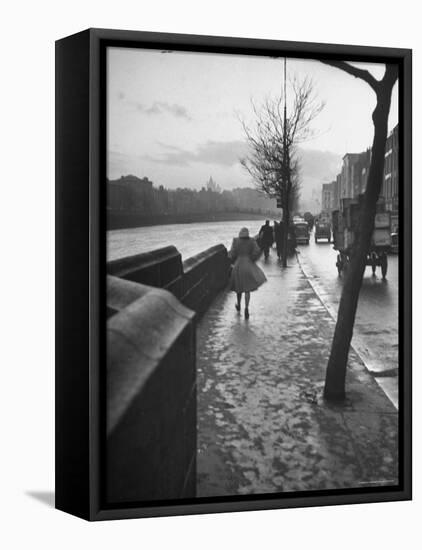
107,245,181,277
107,276,195,434
183,244,227,270
107,274,151,313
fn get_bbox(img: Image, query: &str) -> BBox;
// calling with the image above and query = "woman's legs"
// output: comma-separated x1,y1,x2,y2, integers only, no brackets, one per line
236,291,250,317
236,292,242,311
244,291,250,318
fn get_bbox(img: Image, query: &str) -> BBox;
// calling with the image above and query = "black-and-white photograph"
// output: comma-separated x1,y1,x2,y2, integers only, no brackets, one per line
105,46,401,504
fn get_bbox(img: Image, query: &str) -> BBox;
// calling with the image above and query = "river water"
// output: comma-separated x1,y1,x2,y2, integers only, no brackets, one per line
107,219,266,261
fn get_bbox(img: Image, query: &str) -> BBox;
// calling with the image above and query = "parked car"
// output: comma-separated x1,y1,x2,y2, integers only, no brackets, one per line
294,220,310,245
390,232,399,254
314,222,331,243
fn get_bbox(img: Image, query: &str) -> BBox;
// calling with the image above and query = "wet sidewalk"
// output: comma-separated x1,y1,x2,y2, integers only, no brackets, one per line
196,253,398,497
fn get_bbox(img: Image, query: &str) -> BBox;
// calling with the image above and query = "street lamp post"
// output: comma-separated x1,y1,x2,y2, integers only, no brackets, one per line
281,57,291,268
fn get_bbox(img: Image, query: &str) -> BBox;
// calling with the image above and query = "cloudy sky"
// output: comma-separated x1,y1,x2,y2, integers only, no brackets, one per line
107,47,398,195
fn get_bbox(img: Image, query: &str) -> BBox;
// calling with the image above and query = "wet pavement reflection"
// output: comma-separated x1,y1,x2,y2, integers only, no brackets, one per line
197,253,398,497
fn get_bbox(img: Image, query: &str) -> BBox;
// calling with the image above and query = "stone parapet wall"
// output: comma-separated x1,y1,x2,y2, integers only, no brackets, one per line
106,275,196,503
107,246,184,299
182,244,230,314
107,244,231,314
105,244,230,503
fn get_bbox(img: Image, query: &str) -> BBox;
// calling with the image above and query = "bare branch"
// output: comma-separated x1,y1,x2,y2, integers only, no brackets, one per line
320,60,379,92
382,63,399,89
240,73,324,217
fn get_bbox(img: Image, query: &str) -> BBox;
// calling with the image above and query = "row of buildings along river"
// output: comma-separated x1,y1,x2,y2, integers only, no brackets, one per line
319,124,399,232
106,175,280,229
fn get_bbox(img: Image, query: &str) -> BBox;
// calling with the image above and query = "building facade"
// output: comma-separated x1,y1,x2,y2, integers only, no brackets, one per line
107,175,154,211
321,123,398,217
321,182,334,212
340,153,363,200
332,174,341,211
382,124,399,212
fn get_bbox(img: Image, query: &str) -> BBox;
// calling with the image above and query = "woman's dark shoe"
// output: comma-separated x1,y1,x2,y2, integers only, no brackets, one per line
244,308,249,319
235,303,240,312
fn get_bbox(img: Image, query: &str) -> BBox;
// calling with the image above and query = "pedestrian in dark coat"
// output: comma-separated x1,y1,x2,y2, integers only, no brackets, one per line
258,220,274,259
274,221,284,260
288,223,297,254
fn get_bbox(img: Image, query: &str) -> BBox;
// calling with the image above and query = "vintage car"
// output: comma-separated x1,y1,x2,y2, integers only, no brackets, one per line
390,232,399,254
314,222,331,243
293,220,310,245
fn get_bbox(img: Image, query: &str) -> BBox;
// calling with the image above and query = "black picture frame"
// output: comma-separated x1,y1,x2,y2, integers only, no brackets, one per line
55,28,412,521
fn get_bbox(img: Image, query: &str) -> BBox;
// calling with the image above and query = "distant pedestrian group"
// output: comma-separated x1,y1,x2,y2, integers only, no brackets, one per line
258,220,274,259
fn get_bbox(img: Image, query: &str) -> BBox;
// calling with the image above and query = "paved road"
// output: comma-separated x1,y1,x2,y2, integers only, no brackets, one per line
295,230,398,407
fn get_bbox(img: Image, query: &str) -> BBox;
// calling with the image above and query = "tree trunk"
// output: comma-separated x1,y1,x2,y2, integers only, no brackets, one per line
324,85,394,401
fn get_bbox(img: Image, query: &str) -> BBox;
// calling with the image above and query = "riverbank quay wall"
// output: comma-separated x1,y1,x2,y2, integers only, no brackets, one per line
105,245,231,503
107,210,277,230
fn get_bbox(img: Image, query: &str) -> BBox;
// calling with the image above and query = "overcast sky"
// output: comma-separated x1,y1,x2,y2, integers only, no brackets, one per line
107,47,398,191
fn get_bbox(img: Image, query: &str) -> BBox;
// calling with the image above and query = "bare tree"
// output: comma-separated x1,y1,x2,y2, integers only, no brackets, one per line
240,76,324,265
320,61,398,401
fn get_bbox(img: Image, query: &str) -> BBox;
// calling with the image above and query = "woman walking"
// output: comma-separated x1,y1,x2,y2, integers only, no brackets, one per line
229,227,267,319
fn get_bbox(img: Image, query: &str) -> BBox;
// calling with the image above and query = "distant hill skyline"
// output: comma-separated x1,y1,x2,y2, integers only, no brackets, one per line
109,145,343,214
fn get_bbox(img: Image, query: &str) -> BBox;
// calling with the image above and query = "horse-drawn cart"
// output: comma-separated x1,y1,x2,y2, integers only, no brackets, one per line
332,199,391,279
